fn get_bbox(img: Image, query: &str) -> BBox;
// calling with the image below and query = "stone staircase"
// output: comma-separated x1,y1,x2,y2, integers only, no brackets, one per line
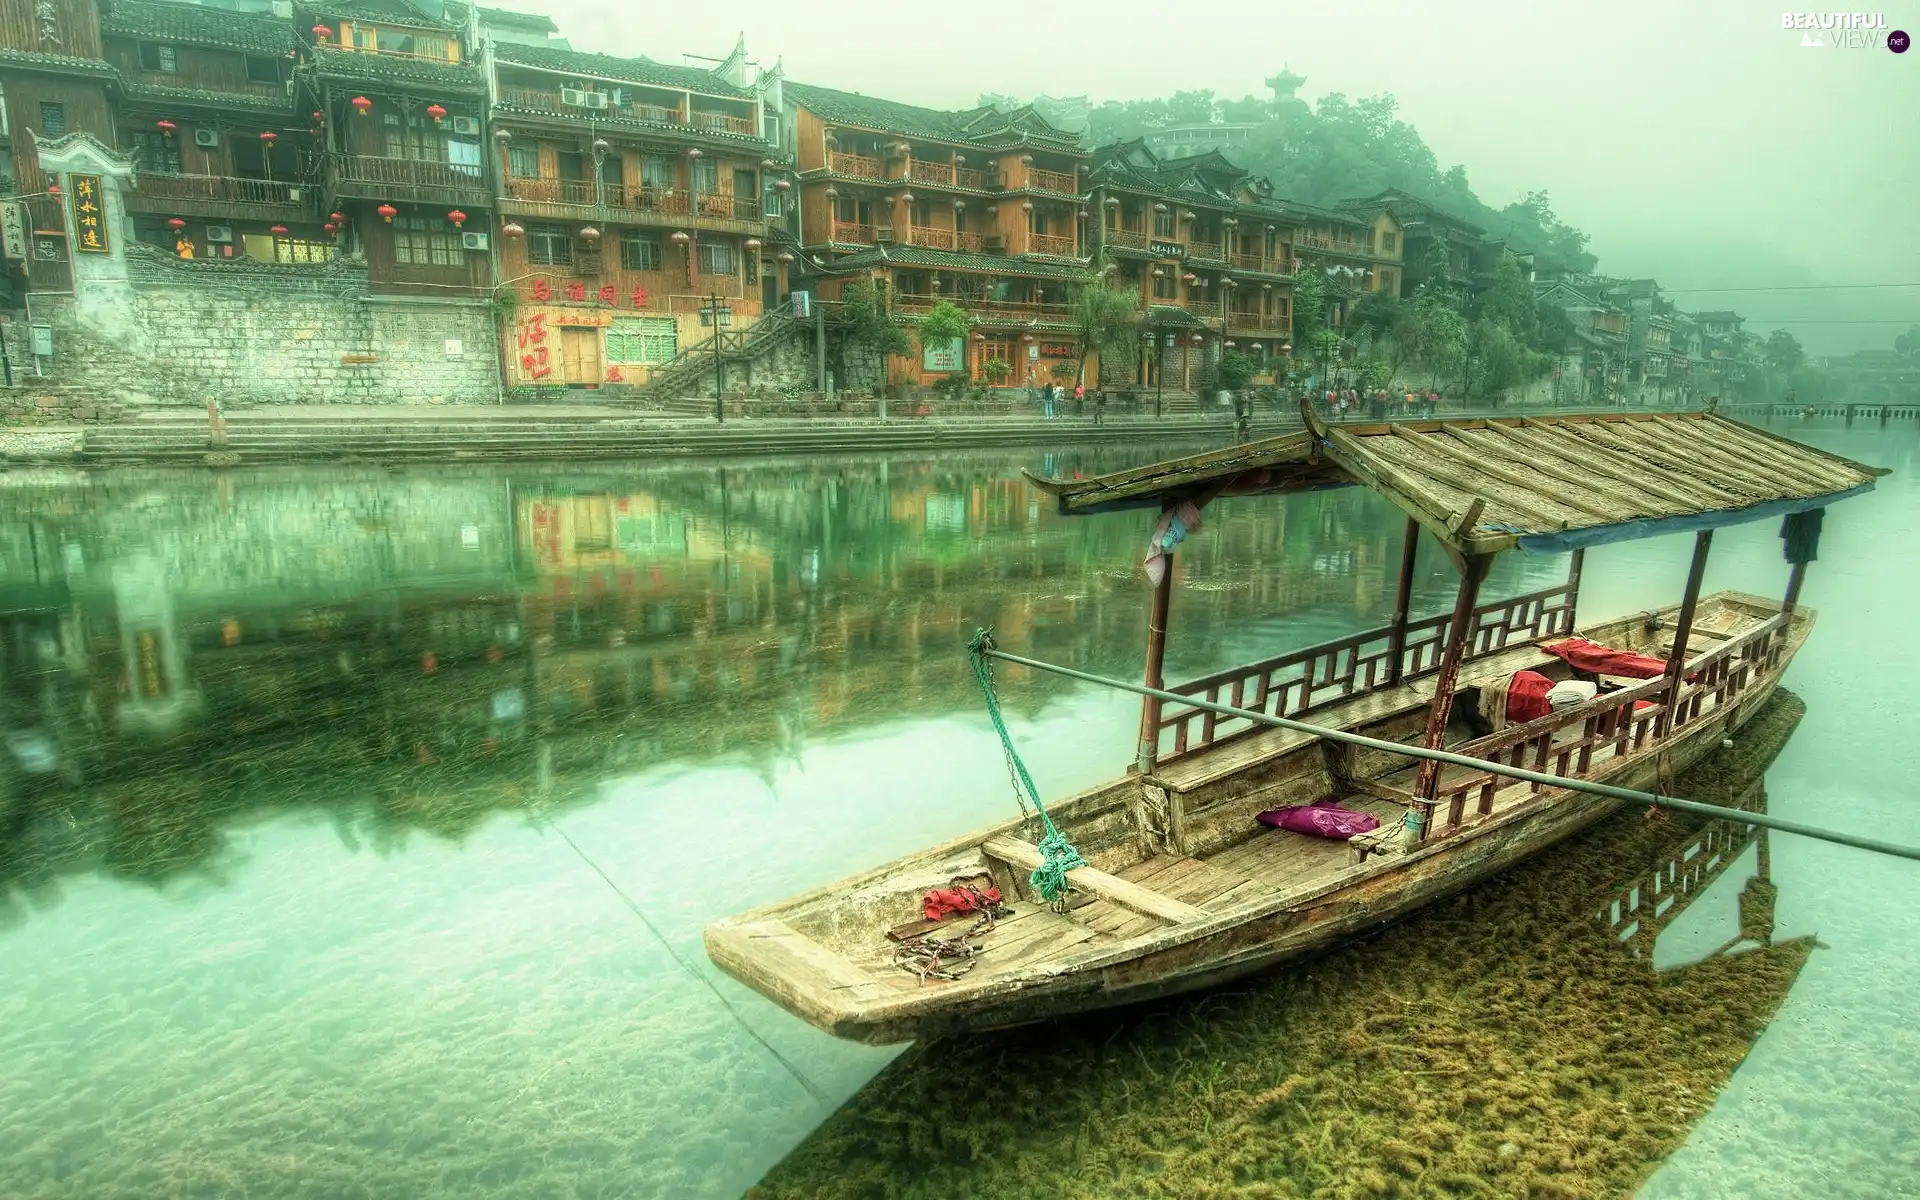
642,308,809,403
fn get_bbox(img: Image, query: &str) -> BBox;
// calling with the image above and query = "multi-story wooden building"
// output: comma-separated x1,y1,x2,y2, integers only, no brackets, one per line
784,83,1090,388
1086,142,1296,390
487,37,782,388
1339,188,1482,300
104,0,327,260
295,0,493,296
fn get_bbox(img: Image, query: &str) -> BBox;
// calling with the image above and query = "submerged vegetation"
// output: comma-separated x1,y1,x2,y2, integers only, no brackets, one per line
754,692,1813,1200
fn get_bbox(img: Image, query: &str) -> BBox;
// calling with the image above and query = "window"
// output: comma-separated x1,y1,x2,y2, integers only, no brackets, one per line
138,43,178,72
352,25,375,49
381,108,445,162
130,130,181,175
246,56,279,84
619,230,660,271
447,138,481,177
1153,270,1176,300
1154,208,1174,237
911,199,930,228
696,240,735,276
38,102,64,138
275,237,336,264
762,179,782,218
605,317,678,364
528,223,571,266
744,253,757,285
640,156,673,191
392,215,463,267
1380,230,1397,254
507,145,540,178
692,158,717,193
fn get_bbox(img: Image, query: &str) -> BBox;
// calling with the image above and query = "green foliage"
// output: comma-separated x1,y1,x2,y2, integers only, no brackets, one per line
1764,329,1804,373
980,356,1012,385
1072,277,1143,383
1214,349,1256,392
1535,301,1576,353
1475,256,1537,346
1407,295,1467,386
1468,319,1551,401
1290,271,1327,334
1895,324,1920,363
918,299,973,346
1347,291,1408,344
839,279,910,387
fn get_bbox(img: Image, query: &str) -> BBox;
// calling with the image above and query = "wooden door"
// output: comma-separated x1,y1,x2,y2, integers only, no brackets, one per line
561,326,603,387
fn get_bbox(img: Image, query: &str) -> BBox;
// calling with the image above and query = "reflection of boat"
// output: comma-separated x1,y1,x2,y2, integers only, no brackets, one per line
709,412,1883,1044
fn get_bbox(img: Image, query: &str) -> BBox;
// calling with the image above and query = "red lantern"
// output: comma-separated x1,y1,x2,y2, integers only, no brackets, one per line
167,217,186,230
47,183,60,199
376,203,397,222
352,96,372,115
156,119,176,135
323,222,337,234
447,209,466,228
329,211,344,223
774,178,791,192
312,111,324,123
259,131,278,143
426,104,447,125
270,225,289,235
502,222,525,238
312,24,331,38
578,225,600,241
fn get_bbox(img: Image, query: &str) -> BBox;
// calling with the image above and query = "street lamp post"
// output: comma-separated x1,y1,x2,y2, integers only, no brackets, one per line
708,289,727,423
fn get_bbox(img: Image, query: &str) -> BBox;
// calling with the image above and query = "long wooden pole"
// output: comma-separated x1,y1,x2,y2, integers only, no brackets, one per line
1655,530,1713,738
1135,552,1175,774
1782,560,1808,614
982,645,1920,863
1383,515,1420,685
1564,547,1586,629
1412,554,1490,812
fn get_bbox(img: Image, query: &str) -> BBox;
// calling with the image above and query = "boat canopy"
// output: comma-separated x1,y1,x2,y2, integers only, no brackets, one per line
1026,411,1886,556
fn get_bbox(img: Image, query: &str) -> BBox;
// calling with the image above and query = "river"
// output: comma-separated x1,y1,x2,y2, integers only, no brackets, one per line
0,424,1913,1198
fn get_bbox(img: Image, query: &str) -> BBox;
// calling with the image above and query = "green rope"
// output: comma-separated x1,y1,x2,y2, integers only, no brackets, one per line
967,628,1088,906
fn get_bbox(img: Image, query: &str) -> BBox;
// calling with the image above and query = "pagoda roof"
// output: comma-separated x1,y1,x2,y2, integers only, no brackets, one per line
829,243,1092,281
491,40,753,100
786,81,1082,152
305,44,484,90
103,0,301,56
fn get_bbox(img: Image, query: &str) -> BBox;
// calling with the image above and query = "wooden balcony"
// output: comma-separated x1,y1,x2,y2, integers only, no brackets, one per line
907,160,989,189
1184,300,1221,318
1027,167,1078,194
1296,233,1367,256
828,152,884,179
328,154,491,207
1106,227,1150,250
1232,252,1290,274
956,231,989,253
691,110,756,137
908,225,955,250
505,176,596,206
1027,231,1078,257
125,174,318,222
500,179,766,233
1185,239,1224,261
831,221,876,244
979,299,1072,322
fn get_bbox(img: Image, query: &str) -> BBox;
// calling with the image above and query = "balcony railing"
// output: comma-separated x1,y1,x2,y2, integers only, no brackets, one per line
828,152,883,179
1027,231,1077,257
1106,227,1150,250
691,110,756,137
1184,300,1221,318
1185,239,1223,261
132,174,311,207
607,186,691,215
956,231,988,253
980,299,1072,320
905,160,989,190
831,221,875,244
505,176,595,205
329,154,488,198
1232,252,1285,273
500,88,686,127
1027,167,1078,194
908,225,955,250
1296,233,1366,255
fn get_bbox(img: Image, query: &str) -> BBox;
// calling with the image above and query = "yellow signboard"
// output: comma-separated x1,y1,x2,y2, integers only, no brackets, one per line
70,173,109,254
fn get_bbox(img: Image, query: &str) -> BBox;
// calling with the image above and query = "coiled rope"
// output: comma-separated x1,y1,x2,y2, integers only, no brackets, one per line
967,628,1087,907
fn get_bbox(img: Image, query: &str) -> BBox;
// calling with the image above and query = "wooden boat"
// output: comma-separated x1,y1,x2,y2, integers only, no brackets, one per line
706,410,1882,1044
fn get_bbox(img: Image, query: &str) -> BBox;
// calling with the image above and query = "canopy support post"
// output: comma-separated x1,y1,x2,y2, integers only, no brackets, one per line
1780,507,1823,614
1384,515,1420,686
1655,531,1713,738
1412,553,1494,823
1135,550,1175,775
1564,547,1586,631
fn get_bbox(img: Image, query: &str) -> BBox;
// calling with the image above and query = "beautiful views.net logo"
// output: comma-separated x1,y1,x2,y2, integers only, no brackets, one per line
1780,11,1909,49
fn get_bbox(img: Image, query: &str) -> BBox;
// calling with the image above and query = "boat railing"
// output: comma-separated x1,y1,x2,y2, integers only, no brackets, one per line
1426,613,1789,835
1156,579,1578,761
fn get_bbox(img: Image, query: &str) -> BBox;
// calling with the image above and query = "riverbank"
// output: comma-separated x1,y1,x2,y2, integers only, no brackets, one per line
1,400,1659,467
752,692,1816,1200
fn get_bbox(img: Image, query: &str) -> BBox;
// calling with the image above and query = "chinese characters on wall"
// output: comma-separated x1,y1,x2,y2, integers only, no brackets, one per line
70,174,109,254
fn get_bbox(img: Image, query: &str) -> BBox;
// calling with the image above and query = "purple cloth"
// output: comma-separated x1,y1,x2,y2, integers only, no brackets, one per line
1256,798,1381,840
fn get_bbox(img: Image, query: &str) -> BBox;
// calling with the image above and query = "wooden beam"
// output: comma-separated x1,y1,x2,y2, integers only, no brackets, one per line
1655,531,1713,737
982,836,1206,924
1564,422,1752,509
1425,426,1623,522
1384,514,1420,686
1565,547,1586,628
1136,541,1176,773
1413,553,1494,813
1501,422,1725,512
1467,423,1669,517
1610,420,1830,499
1345,775,1419,807
1370,430,1569,532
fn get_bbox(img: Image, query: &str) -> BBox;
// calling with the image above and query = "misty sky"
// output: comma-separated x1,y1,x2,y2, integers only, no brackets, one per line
520,0,1918,354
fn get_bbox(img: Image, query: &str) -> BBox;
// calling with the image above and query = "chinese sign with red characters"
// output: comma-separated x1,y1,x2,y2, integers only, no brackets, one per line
527,279,650,309
516,311,550,380
70,174,109,254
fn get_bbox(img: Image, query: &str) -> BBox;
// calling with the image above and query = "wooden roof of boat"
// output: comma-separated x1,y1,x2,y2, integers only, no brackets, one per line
1026,409,1886,556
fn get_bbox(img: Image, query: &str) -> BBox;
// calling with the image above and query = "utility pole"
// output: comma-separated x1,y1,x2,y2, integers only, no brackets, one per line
708,289,726,423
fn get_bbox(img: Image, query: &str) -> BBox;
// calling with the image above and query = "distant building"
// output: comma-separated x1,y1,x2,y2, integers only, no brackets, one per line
1144,123,1259,162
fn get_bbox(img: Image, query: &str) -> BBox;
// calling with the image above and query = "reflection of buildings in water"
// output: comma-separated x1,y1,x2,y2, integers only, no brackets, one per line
110,556,202,736
1599,782,1781,967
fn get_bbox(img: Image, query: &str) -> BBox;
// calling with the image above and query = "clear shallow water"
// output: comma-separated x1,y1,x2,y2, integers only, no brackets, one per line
0,428,1913,1198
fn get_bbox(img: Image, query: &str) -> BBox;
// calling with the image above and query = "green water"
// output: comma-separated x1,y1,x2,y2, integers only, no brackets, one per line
0,428,1913,1198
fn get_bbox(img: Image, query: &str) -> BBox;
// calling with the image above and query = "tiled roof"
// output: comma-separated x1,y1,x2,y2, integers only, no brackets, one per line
120,79,298,114
103,0,300,56
491,41,752,99
0,48,119,77
475,5,555,32
828,243,1092,281
306,45,484,90
298,0,465,29
1147,304,1209,328
787,82,1081,152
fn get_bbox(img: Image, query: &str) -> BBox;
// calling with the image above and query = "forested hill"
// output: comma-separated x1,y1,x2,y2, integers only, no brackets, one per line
1085,72,1598,274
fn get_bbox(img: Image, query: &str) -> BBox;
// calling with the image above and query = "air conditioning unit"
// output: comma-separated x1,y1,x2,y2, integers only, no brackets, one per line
984,234,1005,252
206,225,233,243
561,86,587,107
194,128,219,148
450,115,480,135
582,91,608,110
874,226,895,243
461,231,490,251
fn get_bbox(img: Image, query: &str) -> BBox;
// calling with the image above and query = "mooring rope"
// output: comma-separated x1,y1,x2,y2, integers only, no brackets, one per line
967,629,1089,905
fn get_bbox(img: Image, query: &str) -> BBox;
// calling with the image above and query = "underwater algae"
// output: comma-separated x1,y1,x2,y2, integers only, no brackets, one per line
752,692,1815,1200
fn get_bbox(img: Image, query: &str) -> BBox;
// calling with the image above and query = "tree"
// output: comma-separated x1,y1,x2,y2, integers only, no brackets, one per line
1895,324,1920,363
1348,291,1414,379
918,299,972,347
837,279,910,390
981,357,1012,385
1407,294,1466,390
1764,329,1804,374
1474,255,1536,345
1215,349,1256,393
1468,319,1549,404
1072,276,1143,388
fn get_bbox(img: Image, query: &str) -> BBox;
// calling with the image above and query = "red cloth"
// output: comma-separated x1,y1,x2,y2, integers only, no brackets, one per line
922,884,1002,922
1542,637,1669,680
1508,669,1555,724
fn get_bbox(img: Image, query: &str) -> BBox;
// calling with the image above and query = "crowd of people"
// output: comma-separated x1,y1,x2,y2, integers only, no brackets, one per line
1311,386,1441,421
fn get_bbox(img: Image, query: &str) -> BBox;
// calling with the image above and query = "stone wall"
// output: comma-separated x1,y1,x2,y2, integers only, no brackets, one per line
3,247,501,412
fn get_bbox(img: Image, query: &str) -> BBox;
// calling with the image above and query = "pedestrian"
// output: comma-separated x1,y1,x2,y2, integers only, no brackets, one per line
1043,383,1055,419
1074,382,1085,412
1425,389,1438,418
1405,388,1416,415
1094,389,1107,426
